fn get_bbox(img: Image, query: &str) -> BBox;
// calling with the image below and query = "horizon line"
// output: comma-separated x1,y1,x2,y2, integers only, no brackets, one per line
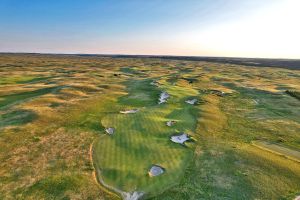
0,51,299,61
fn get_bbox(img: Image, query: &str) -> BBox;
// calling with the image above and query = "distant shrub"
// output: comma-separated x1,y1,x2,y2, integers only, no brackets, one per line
285,90,300,100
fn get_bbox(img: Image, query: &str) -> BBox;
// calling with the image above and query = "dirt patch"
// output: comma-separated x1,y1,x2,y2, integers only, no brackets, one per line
120,109,139,114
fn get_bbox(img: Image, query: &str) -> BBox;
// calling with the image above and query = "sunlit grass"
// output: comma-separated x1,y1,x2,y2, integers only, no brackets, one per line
0,54,299,199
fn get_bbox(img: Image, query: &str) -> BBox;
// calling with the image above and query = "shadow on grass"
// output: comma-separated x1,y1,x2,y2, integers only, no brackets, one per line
0,86,63,109
22,175,81,199
0,109,38,128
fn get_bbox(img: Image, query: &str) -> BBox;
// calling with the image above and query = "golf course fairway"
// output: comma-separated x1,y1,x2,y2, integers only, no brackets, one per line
93,78,199,197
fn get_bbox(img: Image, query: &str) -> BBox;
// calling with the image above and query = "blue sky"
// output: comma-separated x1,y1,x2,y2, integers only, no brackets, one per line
0,0,299,58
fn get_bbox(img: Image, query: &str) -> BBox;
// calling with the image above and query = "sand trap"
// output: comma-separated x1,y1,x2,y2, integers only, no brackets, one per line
123,191,144,200
295,196,300,200
166,120,176,127
148,165,165,177
185,99,197,105
120,109,139,114
159,92,170,104
170,133,190,144
105,127,115,135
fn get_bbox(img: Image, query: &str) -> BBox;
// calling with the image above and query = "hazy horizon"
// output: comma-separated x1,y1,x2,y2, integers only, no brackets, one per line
1,0,299,59
1,52,300,60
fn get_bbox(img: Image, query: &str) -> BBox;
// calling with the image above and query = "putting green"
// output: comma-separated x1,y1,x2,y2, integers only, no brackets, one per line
93,79,199,195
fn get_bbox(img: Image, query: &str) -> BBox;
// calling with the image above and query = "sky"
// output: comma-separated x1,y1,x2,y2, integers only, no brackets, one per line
0,0,299,58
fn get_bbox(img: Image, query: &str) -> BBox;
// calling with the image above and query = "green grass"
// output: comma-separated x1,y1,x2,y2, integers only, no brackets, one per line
93,79,199,196
120,67,142,75
118,79,161,107
221,83,300,149
239,87,300,123
0,76,49,85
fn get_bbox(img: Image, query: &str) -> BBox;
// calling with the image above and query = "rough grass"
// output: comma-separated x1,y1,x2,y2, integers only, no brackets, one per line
0,54,299,200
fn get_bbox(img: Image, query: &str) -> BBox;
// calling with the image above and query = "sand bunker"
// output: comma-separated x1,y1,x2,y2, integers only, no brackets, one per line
170,133,190,144
105,127,115,135
158,92,170,104
185,99,197,105
123,191,144,200
120,109,139,114
148,165,165,177
166,120,176,127
295,196,300,200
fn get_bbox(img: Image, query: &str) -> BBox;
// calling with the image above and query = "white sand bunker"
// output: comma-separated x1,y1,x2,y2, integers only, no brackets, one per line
105,127,115,135
295,196,300,200
148,165,165,177
123,191,144,200
159,92,170,104
185,99,197,105
170,133,190,144
120,109,139,114
166,120,176,127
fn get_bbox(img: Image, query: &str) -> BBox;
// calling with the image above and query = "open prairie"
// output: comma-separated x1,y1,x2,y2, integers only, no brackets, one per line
0,53,299,200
